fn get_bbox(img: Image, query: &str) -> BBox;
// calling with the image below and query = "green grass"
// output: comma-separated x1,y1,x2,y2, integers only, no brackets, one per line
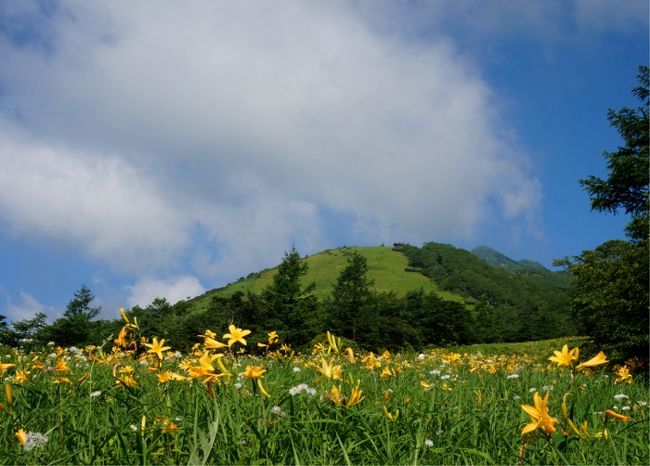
190,246,466,313
1,335,648,464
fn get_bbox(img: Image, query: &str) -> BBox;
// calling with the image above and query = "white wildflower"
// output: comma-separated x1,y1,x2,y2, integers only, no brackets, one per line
234,382,242,390
271,405,287,417
636,401,648,407
513,395,521,401
90,390,102,398
23,432,49,452
424,439,434,448
418,353,426,361
529,387,537,393
542,385,553,392
507,374,519,380
613,393,629,401
622,406,631,411
292,367,301,373
440,375,451,381
130,424,138,432
429,369,441,376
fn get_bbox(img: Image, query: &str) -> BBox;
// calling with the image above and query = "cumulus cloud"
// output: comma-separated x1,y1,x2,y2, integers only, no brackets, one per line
0,121,189,273
127,276,206,308
0,1,544,286
4,290,52,322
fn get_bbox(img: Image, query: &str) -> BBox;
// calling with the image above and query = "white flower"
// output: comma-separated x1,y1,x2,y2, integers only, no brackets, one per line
507,374,519,380
418,353,426,361
622,406,631,411
529,387,537,393
440,375,451,381
637,401,648,407
542,385,553,392
130,424,138,432
292,367,301,373
234,382,242,390
271,405,287,417
23,432,49,452
513,395,521,401
90,390,102,398
424,439,434,448
429,370,441,376
614,393,629,401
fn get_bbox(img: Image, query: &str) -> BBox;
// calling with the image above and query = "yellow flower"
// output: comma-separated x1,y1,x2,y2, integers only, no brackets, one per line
223,325,251,347
204,335,227,350
362,353,381,370
383,406,400,422
548,345,579,367
14,370,30,383
344,347,356,364
614,366,633,384
313,358,343,380
243,365,266,380
5,383,13,405
157,371,187,383
267,331,279,345
15,429,27,445
0,363,16,375
326,331,340,353
605,409,631,423
577,351,608,371
380,367,395,379
326,384,345,406
347,384,365,407
54,358,70,373
145,337,171,361
521,392,558,436
187,352,228,384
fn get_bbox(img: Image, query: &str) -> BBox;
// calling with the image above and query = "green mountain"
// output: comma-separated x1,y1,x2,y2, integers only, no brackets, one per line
188,245,466,314
472,246,547,274
126,242,575,351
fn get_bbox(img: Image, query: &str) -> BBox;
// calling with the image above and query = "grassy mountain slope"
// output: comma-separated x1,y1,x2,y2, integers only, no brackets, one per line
188,246,465,313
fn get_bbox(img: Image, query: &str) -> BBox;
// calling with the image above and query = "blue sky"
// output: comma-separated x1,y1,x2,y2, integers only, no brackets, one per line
0,0,647,322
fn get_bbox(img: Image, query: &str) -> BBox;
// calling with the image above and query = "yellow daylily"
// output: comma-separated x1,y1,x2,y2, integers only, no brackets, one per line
521,392,558,436
145,337,171,361
548,345,579,367
614,366,633,384
313,357,343,380
223,325,251,348
15,429,27,445
605,409,631,423
577,352,608,371
243,365,266,380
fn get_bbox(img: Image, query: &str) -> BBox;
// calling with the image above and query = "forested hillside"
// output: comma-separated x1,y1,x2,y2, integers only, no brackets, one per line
2,244,576,353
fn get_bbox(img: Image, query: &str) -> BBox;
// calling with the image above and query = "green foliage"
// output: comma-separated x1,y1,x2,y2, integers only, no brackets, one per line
559,240,649,360
402,242,575,343
43,285,103,347
328,251,374,341
261,248,319,347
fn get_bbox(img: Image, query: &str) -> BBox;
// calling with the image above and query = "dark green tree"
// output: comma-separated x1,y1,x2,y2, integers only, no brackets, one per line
560,66,649,360
45,285,102,346
262,248,318,347
329,251,374,342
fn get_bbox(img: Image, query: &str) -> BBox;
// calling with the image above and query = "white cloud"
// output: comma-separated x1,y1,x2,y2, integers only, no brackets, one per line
127,276,205,308
0,121,189,273
5,290,52,322
0,1,544,286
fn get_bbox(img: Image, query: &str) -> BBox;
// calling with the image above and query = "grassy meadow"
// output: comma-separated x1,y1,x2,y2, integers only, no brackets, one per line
0,322,648,465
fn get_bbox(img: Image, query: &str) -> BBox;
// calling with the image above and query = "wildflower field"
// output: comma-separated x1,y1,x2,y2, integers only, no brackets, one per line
0,314,648,465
